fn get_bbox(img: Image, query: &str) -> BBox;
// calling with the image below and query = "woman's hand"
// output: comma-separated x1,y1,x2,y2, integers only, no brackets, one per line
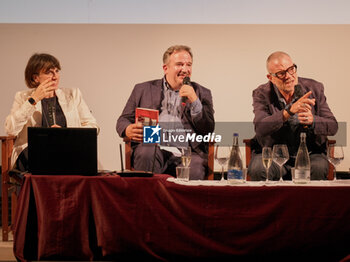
31,78,57,102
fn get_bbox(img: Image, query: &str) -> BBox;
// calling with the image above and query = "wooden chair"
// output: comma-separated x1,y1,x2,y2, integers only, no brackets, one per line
243,138,336,180
123,138,215,180
1,135,17,241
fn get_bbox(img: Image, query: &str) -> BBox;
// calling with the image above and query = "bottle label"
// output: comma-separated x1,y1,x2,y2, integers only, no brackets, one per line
227,169,243,182
293,169,310,184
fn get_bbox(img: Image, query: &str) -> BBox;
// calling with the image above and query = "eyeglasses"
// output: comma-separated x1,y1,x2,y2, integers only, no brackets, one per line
270,64,297,79
34,68,60,77
43,68,60,77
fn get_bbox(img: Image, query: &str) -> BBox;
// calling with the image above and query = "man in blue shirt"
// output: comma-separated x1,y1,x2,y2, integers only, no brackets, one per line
116,45,215,179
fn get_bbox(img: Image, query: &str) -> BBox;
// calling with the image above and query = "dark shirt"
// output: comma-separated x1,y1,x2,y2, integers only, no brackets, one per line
41,96,67,128
273,85,302,156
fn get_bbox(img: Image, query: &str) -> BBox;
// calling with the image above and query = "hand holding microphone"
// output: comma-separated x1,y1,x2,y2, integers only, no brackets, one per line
296,93,314,126
290,86,315,127
291,91,315,113
180,76,197,105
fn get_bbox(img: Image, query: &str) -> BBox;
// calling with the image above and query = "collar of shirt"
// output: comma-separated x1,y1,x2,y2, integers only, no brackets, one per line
163,77,172,91
273,84,298,107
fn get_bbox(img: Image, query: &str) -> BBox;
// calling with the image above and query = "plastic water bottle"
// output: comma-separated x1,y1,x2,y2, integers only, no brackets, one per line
227,133,244,183
294,132,311,183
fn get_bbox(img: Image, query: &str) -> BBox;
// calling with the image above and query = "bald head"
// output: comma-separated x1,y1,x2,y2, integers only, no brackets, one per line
265,51,298,95
266,51,291,72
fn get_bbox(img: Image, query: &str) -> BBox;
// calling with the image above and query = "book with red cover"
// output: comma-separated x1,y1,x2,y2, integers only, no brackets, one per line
135,107,159,126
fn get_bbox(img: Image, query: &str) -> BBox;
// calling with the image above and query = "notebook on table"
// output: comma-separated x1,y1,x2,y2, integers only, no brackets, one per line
28,127,98,175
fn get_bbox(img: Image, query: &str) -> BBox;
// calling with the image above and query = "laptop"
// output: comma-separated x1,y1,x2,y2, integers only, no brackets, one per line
28,127,98,175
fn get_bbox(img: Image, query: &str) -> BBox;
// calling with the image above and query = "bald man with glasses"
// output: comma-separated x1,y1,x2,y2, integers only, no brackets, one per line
248,51,338,181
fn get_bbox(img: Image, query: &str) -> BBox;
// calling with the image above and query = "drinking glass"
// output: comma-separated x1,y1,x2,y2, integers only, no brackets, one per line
272,144,289,182
214,145,230,181
181,147,192,167
327,144,344,181
262,147,272,182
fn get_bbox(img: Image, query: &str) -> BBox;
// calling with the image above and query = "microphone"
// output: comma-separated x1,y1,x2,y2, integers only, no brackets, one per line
119,144,124,172
294,84,303,99
294,84,309,130
181,76,191,106
48,100,56,126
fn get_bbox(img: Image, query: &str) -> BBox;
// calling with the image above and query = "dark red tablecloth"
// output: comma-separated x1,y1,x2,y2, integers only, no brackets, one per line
13,174,350,261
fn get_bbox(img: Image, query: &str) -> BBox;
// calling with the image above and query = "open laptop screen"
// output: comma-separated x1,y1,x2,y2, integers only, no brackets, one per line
28,127,98,175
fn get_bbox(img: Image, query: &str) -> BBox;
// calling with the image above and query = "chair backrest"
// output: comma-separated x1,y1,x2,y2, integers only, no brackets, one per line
123,138,215,180
243,138,336,180
1,135,16,241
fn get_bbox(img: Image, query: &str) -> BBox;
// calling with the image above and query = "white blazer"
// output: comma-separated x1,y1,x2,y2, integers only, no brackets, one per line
5,87,100,168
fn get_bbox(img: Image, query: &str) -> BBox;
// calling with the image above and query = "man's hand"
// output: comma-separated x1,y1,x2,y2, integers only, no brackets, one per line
298,110,314,126
283,91,315,123
290,91,315,114
125,123,143,142
179,84,197,103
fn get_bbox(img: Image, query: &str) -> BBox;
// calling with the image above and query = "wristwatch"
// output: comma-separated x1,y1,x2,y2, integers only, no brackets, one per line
285,104,295,116
28,97,37,105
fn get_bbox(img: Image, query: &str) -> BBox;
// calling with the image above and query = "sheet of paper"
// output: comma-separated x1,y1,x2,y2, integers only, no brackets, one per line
159,145,182,157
